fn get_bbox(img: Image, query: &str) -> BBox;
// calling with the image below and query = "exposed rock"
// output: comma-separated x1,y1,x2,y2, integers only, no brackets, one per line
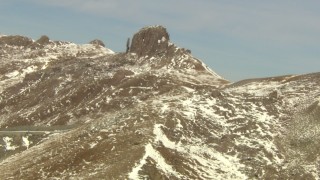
130,25,170,56
126,38,130,53
89,39,105,47
35,35,50,45
211,90,223,98
0,35,33,47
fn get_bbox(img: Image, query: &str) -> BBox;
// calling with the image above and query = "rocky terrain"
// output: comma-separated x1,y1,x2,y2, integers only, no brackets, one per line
0,26,319,179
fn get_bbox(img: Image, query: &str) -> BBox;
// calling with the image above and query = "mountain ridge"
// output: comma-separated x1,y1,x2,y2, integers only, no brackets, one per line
0,26,319,179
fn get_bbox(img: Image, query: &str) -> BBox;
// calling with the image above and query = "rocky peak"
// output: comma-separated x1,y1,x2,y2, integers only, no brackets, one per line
35,35,50,45
89,39,105,47
129,25,170,56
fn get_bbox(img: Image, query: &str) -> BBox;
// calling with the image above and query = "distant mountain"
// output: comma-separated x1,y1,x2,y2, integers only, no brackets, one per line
0,26,319,179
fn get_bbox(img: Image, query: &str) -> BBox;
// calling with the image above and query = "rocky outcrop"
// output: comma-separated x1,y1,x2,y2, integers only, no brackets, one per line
0,35,33,47
130,25,170,56
35,35,50,45
89,39,105,47
128,26,214,73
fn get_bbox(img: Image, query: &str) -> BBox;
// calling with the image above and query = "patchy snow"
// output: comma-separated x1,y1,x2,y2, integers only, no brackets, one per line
201,61,223,79
0,39,122,93
1,30,319,179
3,137,17,151
182,86,195,93
154,124,176,149
128,143,183,180
22,136,30,149
140,77,291,178
130,86,153,90
227,81,281,97
5,70,20,78
22,65,37,74
152,124,247,179
160,104,169,114
89,142,98,149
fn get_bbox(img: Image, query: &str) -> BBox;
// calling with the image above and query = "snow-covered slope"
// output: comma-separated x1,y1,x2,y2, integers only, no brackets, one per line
0,35,113,93
0,26,319,179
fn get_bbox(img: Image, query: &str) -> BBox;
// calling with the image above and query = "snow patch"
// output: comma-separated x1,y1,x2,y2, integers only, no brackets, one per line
22,65,37,74
128,143,183,179
152,124,247,179
3,137,17,151
201,61,223,79
161,104,169,114
182,86,195,93
89,142,98,149
154,124,176,149
227,81,281,97
22,136,30,149
5,70,19,78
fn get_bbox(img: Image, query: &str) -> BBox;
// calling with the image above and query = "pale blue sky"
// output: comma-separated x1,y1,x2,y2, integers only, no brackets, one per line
1,0,319,81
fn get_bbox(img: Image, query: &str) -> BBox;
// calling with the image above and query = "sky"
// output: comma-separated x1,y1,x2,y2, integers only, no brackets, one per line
1,0,320,82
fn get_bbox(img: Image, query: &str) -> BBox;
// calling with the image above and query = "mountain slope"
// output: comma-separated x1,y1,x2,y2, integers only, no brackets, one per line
0,26,319,179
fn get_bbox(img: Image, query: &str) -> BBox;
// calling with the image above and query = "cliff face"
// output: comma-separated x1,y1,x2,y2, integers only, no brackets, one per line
0,26,319,179
130,26,170,57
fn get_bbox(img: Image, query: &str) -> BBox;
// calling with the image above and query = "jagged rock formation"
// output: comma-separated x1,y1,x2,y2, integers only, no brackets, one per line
0,26,319,179
130,25,170,57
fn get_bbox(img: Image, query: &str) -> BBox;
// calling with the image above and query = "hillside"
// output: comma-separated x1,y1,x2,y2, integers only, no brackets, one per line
0,26,319,179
